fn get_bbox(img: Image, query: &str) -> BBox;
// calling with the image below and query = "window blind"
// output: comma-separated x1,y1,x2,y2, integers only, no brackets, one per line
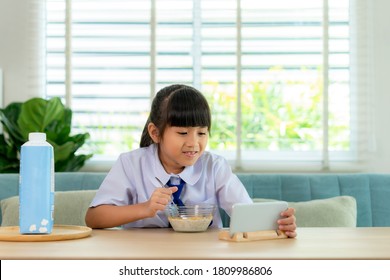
45,0,372,171
47,0,152,158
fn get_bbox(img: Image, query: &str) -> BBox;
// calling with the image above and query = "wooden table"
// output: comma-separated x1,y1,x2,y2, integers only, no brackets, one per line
1,227,390,260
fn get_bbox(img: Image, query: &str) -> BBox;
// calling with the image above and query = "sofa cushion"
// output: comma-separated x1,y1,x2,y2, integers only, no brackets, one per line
253,196,357,227
1,190,97,227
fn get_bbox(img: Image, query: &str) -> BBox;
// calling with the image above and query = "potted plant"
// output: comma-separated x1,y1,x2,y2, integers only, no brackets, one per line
0,97,93,173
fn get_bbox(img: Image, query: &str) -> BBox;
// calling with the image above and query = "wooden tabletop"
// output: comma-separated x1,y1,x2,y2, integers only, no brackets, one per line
1,227,390,260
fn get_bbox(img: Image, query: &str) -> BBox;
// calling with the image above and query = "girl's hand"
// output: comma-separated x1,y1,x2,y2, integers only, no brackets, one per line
277,207,297,238
144,186,178,217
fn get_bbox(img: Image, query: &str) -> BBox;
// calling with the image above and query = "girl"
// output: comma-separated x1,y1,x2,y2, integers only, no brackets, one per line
85,84,297,237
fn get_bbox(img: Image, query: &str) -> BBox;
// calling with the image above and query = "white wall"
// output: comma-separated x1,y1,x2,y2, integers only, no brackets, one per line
367,0,390,172
0,0,30,104
1,0,389,172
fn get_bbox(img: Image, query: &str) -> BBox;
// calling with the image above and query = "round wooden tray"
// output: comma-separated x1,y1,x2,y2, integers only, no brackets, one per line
0,225,92,242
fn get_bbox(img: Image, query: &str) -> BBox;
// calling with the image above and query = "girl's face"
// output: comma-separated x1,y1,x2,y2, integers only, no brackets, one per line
158,126,209,174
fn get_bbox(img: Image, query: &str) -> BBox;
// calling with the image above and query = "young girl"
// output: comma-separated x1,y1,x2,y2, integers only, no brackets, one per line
85,84,297,237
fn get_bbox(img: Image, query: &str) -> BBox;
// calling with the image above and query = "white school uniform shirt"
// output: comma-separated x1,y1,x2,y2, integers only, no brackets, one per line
90,144,252,229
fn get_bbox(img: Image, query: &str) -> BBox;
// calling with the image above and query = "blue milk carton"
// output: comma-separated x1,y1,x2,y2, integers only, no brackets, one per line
19,132,54,234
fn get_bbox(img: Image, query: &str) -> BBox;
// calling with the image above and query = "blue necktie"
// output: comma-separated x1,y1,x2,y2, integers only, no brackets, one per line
167,178,185,206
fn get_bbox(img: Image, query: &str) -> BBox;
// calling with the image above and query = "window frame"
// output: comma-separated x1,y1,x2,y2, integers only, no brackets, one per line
45,0,372,172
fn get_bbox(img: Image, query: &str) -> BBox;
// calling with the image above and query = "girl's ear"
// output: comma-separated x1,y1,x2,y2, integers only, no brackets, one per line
148,123,160,143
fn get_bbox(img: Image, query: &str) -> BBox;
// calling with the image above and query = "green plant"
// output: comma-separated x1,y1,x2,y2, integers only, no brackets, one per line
0,97,93,173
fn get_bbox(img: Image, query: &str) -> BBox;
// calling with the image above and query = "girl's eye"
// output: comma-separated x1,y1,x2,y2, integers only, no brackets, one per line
178,132,187,135
198,132,207,136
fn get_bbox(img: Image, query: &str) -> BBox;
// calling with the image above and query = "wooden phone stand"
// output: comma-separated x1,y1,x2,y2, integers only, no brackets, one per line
218,229,288,242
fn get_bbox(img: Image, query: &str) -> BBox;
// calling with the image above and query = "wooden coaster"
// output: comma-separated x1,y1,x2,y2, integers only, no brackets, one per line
0,225,92,242
218,229,287,242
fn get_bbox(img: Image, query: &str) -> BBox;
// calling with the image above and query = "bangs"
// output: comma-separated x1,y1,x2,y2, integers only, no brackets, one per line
166,87,211,129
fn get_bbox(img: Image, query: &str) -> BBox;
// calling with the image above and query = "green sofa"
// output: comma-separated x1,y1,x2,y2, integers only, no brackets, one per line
1,172,390,227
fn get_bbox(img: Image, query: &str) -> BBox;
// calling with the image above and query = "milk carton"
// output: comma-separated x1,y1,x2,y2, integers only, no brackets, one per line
19,132,54,234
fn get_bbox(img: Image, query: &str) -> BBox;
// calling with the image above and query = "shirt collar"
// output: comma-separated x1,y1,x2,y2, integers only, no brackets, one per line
150,144,203,186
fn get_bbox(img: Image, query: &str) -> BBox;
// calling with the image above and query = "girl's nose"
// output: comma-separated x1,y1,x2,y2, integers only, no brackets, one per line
185,133,197,147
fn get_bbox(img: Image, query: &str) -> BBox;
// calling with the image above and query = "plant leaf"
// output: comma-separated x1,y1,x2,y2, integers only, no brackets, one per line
1,97,93,173
55,154,93,172
0,103,25,144
0,134,20,173
17,97,65,138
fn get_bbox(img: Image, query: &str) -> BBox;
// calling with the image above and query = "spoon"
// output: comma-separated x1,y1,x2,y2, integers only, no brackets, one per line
155,177,179,215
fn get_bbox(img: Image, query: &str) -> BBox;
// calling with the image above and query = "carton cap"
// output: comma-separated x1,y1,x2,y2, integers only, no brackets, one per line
29,132,46,142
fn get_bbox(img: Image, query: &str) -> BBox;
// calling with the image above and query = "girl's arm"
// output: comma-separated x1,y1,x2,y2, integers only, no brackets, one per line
85,186,177,229
85,203,151,229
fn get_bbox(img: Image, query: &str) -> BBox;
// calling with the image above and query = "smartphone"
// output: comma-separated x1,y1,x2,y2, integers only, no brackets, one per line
229,201,288,236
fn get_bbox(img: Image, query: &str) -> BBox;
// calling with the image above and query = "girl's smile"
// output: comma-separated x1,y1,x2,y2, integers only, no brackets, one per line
183,151,198,158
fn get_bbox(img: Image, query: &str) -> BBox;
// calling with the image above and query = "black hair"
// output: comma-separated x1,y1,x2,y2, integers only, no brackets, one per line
140,84,211,147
